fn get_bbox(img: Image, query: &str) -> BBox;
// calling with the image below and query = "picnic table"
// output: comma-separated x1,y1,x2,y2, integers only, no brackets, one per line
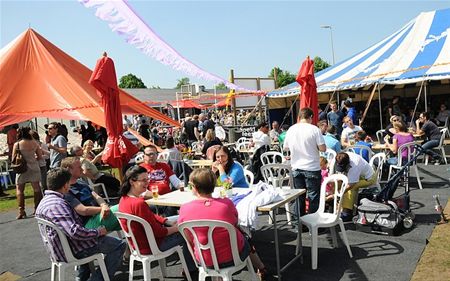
147,187,305,280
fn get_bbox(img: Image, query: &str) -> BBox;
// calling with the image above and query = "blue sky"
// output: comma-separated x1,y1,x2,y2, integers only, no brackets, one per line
1,0,449,89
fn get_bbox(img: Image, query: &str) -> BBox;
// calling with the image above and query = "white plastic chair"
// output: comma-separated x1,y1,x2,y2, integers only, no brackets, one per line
114,212,192,281
369,152,387,184
376,129,385,144
424,128,448,165
344,145,374,161
260,151,284,165
157,151,170,162
135,152,144,164
260,164,293,225
236,137,250,145
299,174,352,270
191,141,201,152
178,220,258,281
236,141,252,152
35,217,110,281
243,169,254,188
387,142,423,190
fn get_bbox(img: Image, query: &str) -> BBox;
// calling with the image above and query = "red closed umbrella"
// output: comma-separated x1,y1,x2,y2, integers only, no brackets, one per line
296,56,318,124
89,53,139,168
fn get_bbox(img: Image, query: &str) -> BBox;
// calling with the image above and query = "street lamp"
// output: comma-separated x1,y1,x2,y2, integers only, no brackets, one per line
321,25,335,65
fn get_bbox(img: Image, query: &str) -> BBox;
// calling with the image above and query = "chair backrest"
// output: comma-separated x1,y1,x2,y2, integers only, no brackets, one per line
35,217,76,263
114,212,162,257
260,163,292,188
191,142,201,152
320,148,337,163
260,151,284,165
158,151,170,161
439,128,447,146
236,141,251,152
206,145,221,160
178,220,244,271
236,137,249,145
90,182,112,203
344,145,374,161
376,130,385,144
396,142,417,164
135,153,144,164
369,152,386,183
243,168,254,186
317,174,349,216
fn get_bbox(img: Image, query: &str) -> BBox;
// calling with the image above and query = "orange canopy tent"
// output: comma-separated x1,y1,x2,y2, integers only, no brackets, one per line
173,99,204,109
0,29,180,128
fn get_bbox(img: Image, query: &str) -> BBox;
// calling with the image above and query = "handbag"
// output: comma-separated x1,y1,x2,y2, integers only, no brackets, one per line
11,142,28,174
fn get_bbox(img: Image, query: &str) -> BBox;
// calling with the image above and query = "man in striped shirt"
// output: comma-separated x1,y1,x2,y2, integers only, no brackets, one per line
35,168,125,281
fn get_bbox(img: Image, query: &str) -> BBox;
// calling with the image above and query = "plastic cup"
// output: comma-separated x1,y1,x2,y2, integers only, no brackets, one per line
151,185,159,199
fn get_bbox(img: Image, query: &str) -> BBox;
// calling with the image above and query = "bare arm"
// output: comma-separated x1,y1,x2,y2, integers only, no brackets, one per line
73,204,102,217
318,144,326,152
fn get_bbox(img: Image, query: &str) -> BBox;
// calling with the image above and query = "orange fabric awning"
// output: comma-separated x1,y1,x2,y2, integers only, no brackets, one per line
0,29,180,128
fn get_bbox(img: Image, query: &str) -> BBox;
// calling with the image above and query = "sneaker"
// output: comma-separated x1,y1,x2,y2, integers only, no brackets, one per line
340,212,353,222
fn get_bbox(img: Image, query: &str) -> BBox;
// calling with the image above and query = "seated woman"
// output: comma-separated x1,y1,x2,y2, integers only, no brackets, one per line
201,129,223,156
385,121,414,165
178,168,266,277
118,166,196,273
212,146,248,188
162,137,182,160
83,140,102,165
383,115,401,144
81,160,121,202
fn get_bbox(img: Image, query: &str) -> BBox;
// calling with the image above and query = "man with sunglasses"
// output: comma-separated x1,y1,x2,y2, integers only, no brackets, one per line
340,116,362,148
416,112,443,163
47,122,67,168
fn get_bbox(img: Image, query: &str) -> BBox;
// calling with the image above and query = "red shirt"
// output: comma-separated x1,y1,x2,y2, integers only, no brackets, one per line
118,195,168,255
178,198,245,266
140,162,174,195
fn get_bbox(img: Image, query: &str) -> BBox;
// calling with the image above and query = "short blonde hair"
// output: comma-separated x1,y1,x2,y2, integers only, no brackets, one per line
205,129,215,142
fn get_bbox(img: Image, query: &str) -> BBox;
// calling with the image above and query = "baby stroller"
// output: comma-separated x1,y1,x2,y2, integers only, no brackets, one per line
354,144,427,235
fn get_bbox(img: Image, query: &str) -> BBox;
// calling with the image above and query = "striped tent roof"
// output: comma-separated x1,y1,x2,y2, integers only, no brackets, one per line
268,8,450,98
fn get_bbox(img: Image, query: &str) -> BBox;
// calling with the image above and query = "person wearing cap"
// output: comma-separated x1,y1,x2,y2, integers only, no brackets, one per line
334,151,376,221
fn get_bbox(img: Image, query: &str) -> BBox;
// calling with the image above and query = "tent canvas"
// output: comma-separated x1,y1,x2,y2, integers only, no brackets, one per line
0,29,180,128
267,8,450,98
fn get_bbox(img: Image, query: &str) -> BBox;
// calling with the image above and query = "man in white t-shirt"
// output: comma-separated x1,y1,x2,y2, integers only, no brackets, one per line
251,122,271,150
340,116,362,148
284,108,326,216
334,151,377,221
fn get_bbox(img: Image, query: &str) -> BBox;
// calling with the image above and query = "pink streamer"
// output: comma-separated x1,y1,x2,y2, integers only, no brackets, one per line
79,0,248,91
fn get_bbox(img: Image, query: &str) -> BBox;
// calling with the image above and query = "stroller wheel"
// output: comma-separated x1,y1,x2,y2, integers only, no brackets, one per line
403,217,414,229
352,216,358,224
409,212,415,220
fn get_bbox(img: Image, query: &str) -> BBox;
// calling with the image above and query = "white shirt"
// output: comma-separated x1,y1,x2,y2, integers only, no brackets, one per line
346,152,374,184
284,122,325,171
215,125,226,141
341,125,362,143
252,130,271,149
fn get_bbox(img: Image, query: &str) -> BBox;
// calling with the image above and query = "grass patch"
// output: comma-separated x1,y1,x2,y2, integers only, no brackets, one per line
411,199,450,281
0,184,36,212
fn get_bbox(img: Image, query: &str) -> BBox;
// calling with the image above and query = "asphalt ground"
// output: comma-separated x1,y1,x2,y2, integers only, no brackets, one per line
0,163,449,281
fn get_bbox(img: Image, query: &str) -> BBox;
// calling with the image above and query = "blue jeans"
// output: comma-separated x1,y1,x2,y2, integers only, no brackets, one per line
421,139,440,159
74,236,126,281
292,169,322,216
159,232,197,271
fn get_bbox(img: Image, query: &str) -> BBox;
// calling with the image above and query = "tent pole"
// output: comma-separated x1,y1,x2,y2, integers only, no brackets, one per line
176,92,181,123
360,83,378,126
410,80,425,128
230,69,237,126
377,84,383,130
424,81,428,112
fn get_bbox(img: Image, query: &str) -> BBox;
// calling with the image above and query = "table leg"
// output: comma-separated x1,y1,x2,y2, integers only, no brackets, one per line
272,208,281,281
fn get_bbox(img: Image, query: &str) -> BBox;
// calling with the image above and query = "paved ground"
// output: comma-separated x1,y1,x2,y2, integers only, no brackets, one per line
0,164,449,281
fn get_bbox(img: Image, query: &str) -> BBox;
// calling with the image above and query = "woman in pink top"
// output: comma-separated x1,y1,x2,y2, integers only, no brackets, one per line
178,168,266,277
385,121,414,166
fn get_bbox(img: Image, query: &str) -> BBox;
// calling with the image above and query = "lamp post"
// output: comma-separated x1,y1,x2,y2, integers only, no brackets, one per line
321,25,335,65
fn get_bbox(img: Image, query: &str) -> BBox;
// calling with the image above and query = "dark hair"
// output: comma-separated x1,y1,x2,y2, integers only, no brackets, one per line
213,146,233,175
17,127,33,140
299,107,314,120
327,125,337,135
47,168,72,191
281,124,289,131
344,100,352,107
189,168,216,195
120,166,148,196
166,137,175,149
421,111,430,120
257,122,268,130
335,152,351,174
355,130,367,141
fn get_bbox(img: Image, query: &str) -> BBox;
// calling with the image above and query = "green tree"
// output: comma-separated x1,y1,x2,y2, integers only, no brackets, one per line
313,56,331,73
215,82,228,90
175,77,190,89
119,73,146,88
269,67,296,88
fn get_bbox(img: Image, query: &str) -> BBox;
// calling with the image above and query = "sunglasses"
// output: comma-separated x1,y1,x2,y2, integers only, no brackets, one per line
145,152,157,156
134,178,149,183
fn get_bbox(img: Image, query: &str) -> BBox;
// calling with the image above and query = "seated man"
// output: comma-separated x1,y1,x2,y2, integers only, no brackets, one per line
341,116,362,148
35,168,125,281
81,160,121,203
61,157,120,231
334,152,377,221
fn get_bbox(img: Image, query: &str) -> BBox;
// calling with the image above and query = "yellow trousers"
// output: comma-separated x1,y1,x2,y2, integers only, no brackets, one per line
342,173,378,210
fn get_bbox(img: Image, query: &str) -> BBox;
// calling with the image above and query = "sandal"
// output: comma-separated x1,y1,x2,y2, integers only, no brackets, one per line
257,267,267,281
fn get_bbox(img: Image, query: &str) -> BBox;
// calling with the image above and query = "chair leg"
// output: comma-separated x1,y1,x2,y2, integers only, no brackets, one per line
159,258,167,278
441,148,447,164
128,257,135,281
246,257,258,281
97,257,110,281
142,260,151,281
414,166,423,190
330,226,338,248
177,248,192,281
311,227,318,270
50,263,56,281
199,270,207,281
268,210,273,224
338,220,353,258
58,265,65,281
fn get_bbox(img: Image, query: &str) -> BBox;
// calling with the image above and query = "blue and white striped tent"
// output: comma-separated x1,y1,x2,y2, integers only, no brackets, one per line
267,8,450,98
